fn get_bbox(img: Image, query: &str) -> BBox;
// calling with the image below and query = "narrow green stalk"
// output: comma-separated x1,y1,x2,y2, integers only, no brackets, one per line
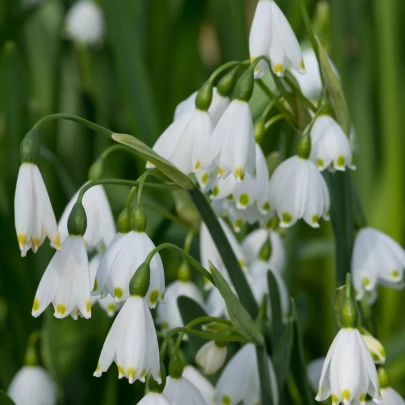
183,229,195,254
125,187,137,211
137,171,150,204
264,114,289,132
144,243,214,284
208,60,249,84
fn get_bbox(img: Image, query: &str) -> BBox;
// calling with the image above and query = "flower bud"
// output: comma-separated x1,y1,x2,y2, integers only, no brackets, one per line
88,158,104,180
217,66,243,97
168,355,184,379
20,128,40,164
340,296,358,329
128,262,150,297
130,205,147,233
258,237,272,261
177,262,191,282
297,132,311,159
117,208,131,234
254,118,266,143
67,201,87,236
196,341,227,375
360,330,386,364
233,66,255,102
195,81,213,111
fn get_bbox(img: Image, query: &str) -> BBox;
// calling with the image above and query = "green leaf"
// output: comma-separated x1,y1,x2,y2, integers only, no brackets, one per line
267,271,283,348
317,39,351,135
209,262,264,346
178,296,208,358
290,300,316,405
0,390,16,405
255,345,275,405
112,133,195,190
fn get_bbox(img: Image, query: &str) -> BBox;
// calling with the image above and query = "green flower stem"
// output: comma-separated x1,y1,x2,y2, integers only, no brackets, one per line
284,71,317,112
25,330,41,366
144,243,214,284
183,229,195,254
264,114,289,132
208,60,249,84
136,171,150,205
33,113,113,137
76,179,179,203
143,203,194,231
125,187,137,211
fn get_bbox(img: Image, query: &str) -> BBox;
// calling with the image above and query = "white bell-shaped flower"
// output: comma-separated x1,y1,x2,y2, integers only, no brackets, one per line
380,388,405,405
269,156,330,228
58,184,115,251
307,357,325,393
156,279,204,332
196,341,227,376
8,365,57,405
204,99,256,182
352,227,405,303
95,230,165,307
164,376,207,405
175,88,230,126
94,295,160,384
137,392,173,405
227,202,263,233
215,343,279,405
242,228,285,272
147,108,213,175
15,163,60,256
309,115,355,171
316,328,380,404
32,235,91,319
249,0,305,78
183,365,215,405
65,0,104,46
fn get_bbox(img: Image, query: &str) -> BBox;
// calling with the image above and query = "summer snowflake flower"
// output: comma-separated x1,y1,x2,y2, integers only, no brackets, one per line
183,365,215,405
196,341,227,376
156,279,205,332
163,375,207,405
65,0,104,46
204,99,256,182
15,163,59,256
309,115,355,171
379,388,405,405
148,108,213,175
138,392,173,405
32,235,91,319
215,343,279,405
94,295,160,384
352,227,405,303
269,156,330,228
58,184,115,251
8,366,57,405
174,87,230,126
316,328,380,404
249,0,305,78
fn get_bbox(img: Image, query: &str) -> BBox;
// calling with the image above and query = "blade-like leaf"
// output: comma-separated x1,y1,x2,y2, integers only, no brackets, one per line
255,345,275,405
267,271,283,347
209,263,264,346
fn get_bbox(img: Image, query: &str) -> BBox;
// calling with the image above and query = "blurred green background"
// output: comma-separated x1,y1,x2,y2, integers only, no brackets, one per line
0,0,404,402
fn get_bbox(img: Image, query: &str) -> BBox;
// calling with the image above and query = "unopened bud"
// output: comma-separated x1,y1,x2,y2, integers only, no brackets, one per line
67,201,87,236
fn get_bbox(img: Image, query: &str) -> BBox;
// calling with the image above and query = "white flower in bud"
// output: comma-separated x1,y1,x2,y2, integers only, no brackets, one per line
175,88,230,126
164,376,207,405
249,0,305,78
58,184,115,251
269,156,330,228
316,328,380,405
307,357,325,393
94,230,165,307
183,365,215,405
379,388,405,405
309,116,355,171
362,334,386,365
352,227,405,304
242,228,285,273
32,235,91,319
65,0,104,46
138,392,173,405
15,163,60,257
215,343,279,405
94,296,160,384
147,109,213,174
200,219,247,287
156,280,204,332
196,341,227,376
204,99,256,182
8,366,57,405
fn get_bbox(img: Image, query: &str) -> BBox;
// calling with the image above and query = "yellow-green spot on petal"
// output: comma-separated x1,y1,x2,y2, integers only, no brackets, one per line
107,303,116,313
86,300,91,313
31,237,41,250
342,389,351,401
212,186,219,197
161,292,165,300
53,234,61,250
201,172,209,185
162,321,169,329
317,158,324,168
332,394,339,404
312,214,319,224
282,212,292,224
337,155,346,168
359,393,366,402
372,352,379,362
235,166,245,182
56,304,66,316
140,369,146,378
235,219,243,231
149,290,159,305
222,395,232,405
362,277,370,287
114,287,123,299
392,269,399,278
300,59,306,71
274,63,283,74
95,363,101,372
127,367,136,380
239,193,250,207
93,278,98,292
118,365,124,376
194,160,201,170
17,234,27,247
32,298,40,312
238,259,246,270
379,347,386,357
226,194,233,201
218,167,224,176
262,202,270,212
